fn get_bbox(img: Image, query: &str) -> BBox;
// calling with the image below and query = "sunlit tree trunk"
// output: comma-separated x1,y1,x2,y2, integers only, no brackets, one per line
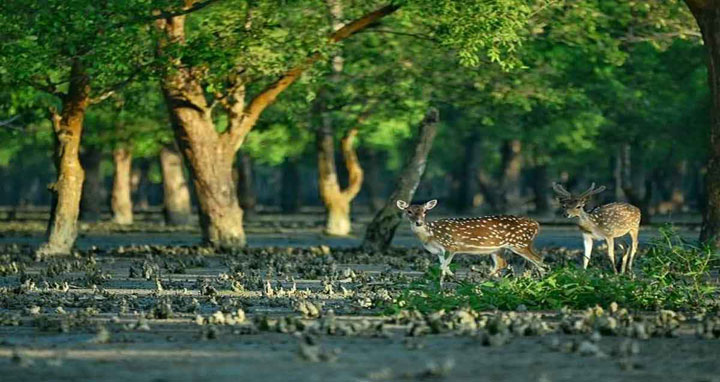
37,61,90,257
80,148,104,222
160,145,192,225
315,0,364,235
158,14,245,247
111,147,133,225
316,124,363,236
362,109,439,252
686,1,720,246
156,4,398,247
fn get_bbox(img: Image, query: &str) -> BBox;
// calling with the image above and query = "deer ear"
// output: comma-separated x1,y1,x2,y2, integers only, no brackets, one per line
396,200,409,210
594,185,607,194
424,199,438,210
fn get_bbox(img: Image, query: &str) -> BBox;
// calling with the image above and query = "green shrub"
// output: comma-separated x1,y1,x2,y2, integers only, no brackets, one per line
387,227,718,314
639,225,719,309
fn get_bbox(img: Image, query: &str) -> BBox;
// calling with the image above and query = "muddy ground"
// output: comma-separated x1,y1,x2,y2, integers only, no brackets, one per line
0,223,718,382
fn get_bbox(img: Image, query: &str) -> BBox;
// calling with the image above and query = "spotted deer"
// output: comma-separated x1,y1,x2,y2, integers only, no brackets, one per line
552,182,641,274
396,199,546,283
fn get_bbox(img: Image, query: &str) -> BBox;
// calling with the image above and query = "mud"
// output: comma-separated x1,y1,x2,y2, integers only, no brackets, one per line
0,225,717,382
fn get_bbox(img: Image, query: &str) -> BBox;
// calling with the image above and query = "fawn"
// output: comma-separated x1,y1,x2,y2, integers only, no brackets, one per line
397,199,546,283
552,182,641,274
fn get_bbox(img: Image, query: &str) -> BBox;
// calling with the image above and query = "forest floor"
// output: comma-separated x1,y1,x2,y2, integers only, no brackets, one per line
0,220,718,382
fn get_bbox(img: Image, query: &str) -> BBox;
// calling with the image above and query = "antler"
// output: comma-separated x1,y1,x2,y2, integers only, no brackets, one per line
578,182,606,199
552,182,572,198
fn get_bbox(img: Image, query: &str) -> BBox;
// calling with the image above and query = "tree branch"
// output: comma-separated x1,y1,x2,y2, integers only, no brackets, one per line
225,3,400,151
0,115,23,131
22,79,64,98
359,28,439,43
340,127,364,200
89,70,141,105
619,31,702,43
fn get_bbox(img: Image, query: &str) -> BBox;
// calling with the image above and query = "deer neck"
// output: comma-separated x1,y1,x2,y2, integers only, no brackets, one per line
410,221,434,243
576,208,600,234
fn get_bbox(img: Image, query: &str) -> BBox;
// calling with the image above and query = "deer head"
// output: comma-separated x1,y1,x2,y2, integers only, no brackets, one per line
552,182,606,218
396,199,437,227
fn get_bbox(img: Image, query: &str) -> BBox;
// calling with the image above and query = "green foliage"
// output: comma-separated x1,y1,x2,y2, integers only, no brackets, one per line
244,122,313,165
0,0,167,168
0,0,710,210
403,0,536,68
642,226,720,307
84,81,171,157
0,0,160,97
415,0,705,189
387,231,718,314
0,86,54,168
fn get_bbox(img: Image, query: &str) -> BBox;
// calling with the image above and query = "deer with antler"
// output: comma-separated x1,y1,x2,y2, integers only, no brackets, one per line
552,182,641,274
396,199,546,284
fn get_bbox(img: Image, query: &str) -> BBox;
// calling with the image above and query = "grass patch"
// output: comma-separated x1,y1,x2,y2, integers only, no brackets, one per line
387,227,719,313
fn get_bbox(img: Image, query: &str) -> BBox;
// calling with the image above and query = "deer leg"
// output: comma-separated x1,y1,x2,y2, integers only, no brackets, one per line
509,246,546,275
628,228,639,271
490,250,507,277
605,237,617,274
619,239,630,274
582,234,593,269
437,251,455,286
440,252,456,277
437,253,446,285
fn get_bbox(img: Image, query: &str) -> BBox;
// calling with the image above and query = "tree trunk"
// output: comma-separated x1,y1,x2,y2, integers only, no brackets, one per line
316,124,364,236
362,108,439,252
158,15,245,248
453,134,479,212
156,4,397,247
360,148,385,212
111,147,133,225
687,1,720,246
613,145,624,201
316,119,344,232
281,158,302,213
160,145,192,226
477,169,503,212
132,159,151,210
79,148,104,222
162,91,246,246
191,149,245,247
621,145,652,224
501,139,523,212
236,152,256,214
530,164,552,216
477,139,524,213
670,160,687,209
37,61,90,257
315,0,364,236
